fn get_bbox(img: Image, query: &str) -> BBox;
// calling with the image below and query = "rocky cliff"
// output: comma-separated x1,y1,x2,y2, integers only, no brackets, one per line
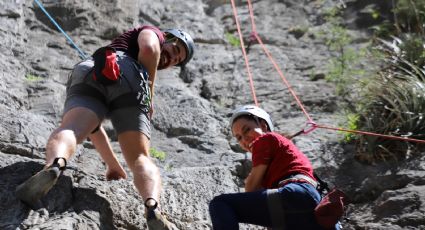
1,0,424,229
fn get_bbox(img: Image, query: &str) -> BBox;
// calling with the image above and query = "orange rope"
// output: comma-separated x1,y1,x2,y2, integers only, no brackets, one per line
246,0,257,33
246,0,312,122
253,33,314,122
230,0,258,106
317,124,425,144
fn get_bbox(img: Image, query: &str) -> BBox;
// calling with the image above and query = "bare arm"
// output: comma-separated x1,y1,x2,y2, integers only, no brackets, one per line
88,125,127,180
244,164,268,192
137,29,161,117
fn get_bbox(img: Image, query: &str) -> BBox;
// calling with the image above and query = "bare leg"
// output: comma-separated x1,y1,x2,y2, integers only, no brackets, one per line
89,125,127,180
117,131,161,204
117,131,177,230
45,107,100,167
16,107,100,207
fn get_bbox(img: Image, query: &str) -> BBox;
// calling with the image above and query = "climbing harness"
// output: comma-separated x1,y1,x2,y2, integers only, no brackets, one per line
277,174,318,188
266,189,286,229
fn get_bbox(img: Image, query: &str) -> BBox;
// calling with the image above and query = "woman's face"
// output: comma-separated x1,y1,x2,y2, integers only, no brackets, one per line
158,39,187,69
232,117,267,152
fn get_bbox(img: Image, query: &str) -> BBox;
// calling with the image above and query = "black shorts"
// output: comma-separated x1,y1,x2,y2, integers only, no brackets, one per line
64,52,151,138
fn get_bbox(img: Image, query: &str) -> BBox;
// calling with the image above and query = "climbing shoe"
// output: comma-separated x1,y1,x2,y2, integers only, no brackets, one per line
15,157,66,208
145,198,178,230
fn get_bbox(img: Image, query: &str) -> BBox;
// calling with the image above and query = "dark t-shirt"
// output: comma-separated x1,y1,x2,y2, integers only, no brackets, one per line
108,25,165,60
251,132,315,189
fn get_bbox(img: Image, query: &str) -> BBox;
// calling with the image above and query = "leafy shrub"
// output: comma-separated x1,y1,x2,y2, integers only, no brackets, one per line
25,73,42,81
225,32,240,47
393,0,425,34
150,148,166,161
372,0,425,38
353,37,425,163
319,6,368,100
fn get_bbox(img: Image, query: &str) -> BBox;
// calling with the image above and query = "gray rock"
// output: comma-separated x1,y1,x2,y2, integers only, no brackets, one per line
1,0,424,229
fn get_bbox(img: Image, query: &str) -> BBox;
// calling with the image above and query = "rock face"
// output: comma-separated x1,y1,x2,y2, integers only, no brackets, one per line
1,0,424,229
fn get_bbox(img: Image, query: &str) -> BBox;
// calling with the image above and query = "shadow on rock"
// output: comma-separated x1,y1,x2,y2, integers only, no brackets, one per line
0,161,115,230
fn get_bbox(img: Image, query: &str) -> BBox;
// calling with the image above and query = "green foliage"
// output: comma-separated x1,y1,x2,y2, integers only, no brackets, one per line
371,9,380,20
25,73,42,82
150,147,166,161
319,6,367,99
342,113,359,142
319,2,425,163
353,37,425,163
372,0,425,37
398,35,425,67
225,32,240,47
393,0,425,34
325,47,366,97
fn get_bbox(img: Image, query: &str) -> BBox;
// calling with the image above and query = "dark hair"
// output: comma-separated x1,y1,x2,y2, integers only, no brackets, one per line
232,114,270,131
233,114,256,124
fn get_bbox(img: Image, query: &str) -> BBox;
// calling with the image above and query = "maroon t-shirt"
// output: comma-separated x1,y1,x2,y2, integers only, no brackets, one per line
251,132,315,189
108,25,165,60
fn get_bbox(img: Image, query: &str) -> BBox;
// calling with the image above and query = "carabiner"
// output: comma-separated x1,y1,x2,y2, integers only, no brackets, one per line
302,121,318,134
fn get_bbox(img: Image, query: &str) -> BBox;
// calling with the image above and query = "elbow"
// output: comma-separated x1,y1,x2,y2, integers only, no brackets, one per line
138,44,160,65
140,43,156,57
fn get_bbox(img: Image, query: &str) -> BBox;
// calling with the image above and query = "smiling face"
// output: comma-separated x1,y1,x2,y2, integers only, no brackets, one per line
232,116,268,152
158,38,187,69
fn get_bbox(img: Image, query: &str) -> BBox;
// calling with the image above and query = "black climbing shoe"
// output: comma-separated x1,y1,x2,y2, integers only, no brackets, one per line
15,157,66,208
145,198,178,230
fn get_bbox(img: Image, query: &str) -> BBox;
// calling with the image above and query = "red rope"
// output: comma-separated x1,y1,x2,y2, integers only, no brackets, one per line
246,0,257,33
246,0,313,122
254,33,314,122
317,124,425,144
230,0,258,106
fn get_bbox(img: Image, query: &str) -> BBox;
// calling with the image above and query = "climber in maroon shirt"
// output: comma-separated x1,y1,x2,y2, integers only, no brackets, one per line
16,25,194,230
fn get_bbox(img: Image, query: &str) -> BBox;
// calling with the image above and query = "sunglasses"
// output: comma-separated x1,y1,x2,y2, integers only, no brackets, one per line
165,35,180,44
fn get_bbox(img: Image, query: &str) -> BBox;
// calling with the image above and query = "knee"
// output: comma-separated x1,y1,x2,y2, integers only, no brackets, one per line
53,125,89,144
133,155,158,173
209,194,226,213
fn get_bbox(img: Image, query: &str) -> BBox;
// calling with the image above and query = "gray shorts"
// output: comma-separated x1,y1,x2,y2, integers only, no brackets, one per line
64,52,151,138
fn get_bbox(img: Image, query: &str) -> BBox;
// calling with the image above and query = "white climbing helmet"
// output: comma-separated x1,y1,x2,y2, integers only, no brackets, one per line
229,105,274,131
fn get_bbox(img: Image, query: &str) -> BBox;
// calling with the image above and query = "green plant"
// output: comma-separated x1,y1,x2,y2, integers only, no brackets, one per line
25,73,42,82
317,2,425,163
398,35,425,67
342,113,359,142
150,147,166,161
353,37,425,163
225,32,240,47
393,0,425,35
319,6,368,102
372,0,425,38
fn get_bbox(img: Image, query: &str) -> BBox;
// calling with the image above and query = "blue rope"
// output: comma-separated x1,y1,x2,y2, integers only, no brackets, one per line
34,0,87,59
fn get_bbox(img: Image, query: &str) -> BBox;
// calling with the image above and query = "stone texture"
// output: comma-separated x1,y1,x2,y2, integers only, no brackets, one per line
0,0,424,229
